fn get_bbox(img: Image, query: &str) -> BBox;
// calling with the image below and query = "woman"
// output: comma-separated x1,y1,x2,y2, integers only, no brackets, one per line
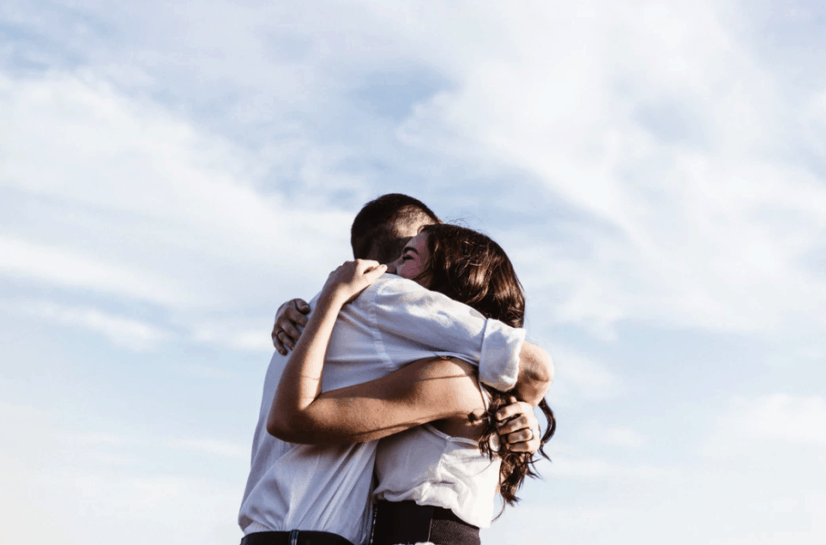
269,224,555,545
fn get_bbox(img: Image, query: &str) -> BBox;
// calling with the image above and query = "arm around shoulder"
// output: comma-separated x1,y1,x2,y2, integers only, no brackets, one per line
268,357,485,444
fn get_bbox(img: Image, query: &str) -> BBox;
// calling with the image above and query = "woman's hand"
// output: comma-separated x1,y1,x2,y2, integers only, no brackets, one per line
321,259,387,306
495,396,542,454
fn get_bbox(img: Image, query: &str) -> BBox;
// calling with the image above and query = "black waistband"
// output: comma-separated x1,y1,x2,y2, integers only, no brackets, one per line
372,500,480,545
240,530,353,545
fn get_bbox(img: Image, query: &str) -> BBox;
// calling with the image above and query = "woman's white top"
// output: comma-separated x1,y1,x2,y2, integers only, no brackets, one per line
373,386,500,529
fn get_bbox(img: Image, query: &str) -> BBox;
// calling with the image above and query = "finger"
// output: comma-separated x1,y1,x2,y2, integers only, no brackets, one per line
294,299,310,314
272,332,287,355
286,306,309,327
505,428,533,444
356,259,381,273
283,337,295,350
502,426,541,453
497,414,530,435
278,329,296,350
363,263,387,281
524,432,543,455
495,401,530,423
280,320,302,341
518,410,539,431
505,440,535,453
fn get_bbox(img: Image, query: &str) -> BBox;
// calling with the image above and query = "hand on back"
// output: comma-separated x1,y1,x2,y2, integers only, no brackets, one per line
271,260,387,355
272,298,310,355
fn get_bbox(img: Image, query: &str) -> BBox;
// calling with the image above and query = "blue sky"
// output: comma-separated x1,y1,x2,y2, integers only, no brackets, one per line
2,1,826,543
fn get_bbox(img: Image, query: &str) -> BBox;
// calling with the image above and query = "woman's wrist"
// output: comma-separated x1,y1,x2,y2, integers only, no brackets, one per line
317,289,347,314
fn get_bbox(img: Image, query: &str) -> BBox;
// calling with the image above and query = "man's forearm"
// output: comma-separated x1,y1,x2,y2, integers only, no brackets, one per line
514,342,553,406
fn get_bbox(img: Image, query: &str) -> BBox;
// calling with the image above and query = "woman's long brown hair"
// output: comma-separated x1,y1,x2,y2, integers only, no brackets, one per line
417,223,556,509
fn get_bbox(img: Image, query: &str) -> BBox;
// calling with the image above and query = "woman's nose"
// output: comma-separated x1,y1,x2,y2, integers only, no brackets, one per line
384,261,397,274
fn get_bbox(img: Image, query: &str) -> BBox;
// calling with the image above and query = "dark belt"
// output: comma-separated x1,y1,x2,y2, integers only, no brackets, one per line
372,500,480,545
240,530,354,545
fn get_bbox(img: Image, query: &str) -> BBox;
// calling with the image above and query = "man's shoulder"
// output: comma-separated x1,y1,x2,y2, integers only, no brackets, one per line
360,274,478,316
348,274,435,311
363,273,446,304
369,273,428,295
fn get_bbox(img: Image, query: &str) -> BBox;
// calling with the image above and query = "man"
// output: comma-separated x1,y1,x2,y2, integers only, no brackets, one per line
239,194,552,545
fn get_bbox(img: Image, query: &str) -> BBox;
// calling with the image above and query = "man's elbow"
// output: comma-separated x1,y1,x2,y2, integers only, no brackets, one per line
516,344,553,405
521,343,554,384
266,412,301,442
532,349,554,385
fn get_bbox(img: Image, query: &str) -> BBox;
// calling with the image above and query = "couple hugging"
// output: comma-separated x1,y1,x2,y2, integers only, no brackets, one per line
238,194,556,545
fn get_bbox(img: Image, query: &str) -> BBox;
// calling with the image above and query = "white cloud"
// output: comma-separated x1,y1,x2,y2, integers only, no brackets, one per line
0,236,188,307
540,452,672,482
359,1,826,338
0,404,249,544
0,469,243,545
6,1,825,341
548,346,623,403
164,437,249,461
188,321,274,353
704,393,826,456
583,425,649,450
6,299,171,350
0,71,354,317
180,364,238,380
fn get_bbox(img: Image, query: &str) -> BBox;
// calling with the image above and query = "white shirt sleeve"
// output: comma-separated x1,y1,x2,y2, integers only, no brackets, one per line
365,274,525,391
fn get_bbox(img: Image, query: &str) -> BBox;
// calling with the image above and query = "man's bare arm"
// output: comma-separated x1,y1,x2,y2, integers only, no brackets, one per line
515,342,553,407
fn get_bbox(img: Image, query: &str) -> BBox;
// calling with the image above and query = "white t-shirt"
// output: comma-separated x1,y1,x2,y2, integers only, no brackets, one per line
238,274,525,545
373,384,500,529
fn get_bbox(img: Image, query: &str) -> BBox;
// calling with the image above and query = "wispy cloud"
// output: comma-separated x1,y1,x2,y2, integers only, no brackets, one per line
164,437,249,461
549,346,624,403
188,321,274,353
582,424,649,450
7,299,171,350
703,393,826,457
0,70,353,316
0,236,188,307
538,449,673,482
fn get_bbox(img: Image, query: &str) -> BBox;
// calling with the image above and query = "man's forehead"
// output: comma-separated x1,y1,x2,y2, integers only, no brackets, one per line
393,218,435,239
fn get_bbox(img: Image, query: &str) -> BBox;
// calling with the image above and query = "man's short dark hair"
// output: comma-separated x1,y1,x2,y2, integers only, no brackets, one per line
350,193,441,262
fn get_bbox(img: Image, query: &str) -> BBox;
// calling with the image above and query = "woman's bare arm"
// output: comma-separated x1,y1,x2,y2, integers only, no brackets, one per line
267,356,485,444
266,259,484,444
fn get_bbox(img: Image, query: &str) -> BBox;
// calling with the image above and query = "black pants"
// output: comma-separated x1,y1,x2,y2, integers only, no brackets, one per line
371,501,481,545
240,530,354,545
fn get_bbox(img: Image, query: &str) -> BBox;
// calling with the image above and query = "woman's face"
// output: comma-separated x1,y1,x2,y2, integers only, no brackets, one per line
387,232,430,287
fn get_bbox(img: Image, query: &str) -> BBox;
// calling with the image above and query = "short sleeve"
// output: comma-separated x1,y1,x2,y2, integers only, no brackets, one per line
362,275,525,391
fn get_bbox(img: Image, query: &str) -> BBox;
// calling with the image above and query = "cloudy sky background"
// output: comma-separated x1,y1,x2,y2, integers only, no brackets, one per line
2,0,825,543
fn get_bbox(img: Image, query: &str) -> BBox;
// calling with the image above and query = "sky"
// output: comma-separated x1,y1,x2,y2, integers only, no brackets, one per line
1,1,825,543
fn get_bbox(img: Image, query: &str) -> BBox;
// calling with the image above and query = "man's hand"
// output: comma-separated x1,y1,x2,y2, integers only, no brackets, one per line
495,396,542,454
272,298,310,355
